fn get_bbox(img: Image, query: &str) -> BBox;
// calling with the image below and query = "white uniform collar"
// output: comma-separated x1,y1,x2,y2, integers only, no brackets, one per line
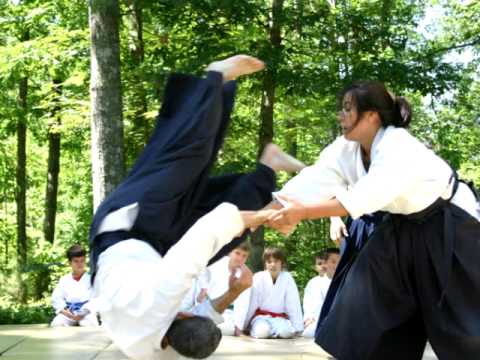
370,126,386,163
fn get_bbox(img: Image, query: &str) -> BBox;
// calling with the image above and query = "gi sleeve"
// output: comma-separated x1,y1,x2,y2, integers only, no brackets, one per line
302,278,316,320
233,287,253,330
191,298,224,325
274,141,348,205
51,276,67,314
285,273,304,332
156,202,245,320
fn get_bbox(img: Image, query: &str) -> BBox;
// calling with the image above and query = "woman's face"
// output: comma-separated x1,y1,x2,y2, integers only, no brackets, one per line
338,92,373,142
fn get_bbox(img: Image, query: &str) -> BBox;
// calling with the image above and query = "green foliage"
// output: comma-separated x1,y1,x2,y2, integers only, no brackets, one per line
0,0,479,313
0,297,54,324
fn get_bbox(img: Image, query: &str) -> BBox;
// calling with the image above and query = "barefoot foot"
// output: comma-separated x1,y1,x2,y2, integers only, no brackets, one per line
260,144,306,173
206,55,265,82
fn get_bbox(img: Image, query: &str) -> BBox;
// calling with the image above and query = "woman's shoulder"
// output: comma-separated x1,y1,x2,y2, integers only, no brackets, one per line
318,135,359,162
377,126,426,154
382,126,419,144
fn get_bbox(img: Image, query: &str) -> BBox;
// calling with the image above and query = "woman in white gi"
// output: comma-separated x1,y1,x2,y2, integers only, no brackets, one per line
267,81,480,360
237,247,303,338
51,245,98,327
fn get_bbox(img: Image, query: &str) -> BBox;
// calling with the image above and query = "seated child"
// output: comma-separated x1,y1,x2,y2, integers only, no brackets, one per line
50,245,98,327
181,242,251,336
236,247,303,338
302,248,340,337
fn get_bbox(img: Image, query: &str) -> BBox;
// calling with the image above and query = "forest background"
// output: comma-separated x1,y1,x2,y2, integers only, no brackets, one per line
0,0,479,323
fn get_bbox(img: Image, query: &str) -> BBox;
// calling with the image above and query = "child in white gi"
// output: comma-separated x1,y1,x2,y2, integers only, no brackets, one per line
180,242,251,336
302,248,339,337
237,247,303,338
50,244,98,327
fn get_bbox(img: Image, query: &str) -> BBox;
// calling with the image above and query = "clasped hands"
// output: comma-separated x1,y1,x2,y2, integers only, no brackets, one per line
241,195,308,236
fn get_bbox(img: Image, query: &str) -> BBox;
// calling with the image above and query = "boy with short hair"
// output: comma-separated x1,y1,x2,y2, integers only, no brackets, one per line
50,245,98,327
236,247,303,338
181,242,252,336
302,248,340,337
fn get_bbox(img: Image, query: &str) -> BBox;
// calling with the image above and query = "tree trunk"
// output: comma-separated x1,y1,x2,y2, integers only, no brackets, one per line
285,118,298,158
35,78,63,300
125,0,149,162
43,78,62,245
89,0,125,209
248,228,266,273
380,0,393,50
257,0,284,156
16,73,28,304
252,0,285,269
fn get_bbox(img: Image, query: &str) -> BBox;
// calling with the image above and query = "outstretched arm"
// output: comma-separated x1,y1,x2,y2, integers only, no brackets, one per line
266,196,348,235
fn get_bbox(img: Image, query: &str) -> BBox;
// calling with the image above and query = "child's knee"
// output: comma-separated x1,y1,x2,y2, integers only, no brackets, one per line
277,327,295,339
79,314,99,327
50,314,73,327
218,322,235,336
251,320,272,339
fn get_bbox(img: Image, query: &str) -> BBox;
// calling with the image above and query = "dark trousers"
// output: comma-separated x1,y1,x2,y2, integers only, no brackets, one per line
90,72,275,274
315,200,480,360
318,213,384,324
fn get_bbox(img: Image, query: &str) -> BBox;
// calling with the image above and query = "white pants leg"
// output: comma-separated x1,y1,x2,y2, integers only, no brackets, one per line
50,313,76,327
269,317,295,339
218,309,235,336
79,313,100,327
250,317,273,338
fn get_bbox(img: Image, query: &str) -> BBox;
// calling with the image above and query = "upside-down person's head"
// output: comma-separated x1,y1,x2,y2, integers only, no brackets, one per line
163,314,222,359
336,81,412,142
263,247,286,280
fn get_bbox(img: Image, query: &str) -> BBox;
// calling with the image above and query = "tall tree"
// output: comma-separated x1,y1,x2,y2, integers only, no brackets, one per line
124,0,149,166
89,0,125,209
250,0,285,271
258,0,284,156
43,78,62,244
15,29,29,304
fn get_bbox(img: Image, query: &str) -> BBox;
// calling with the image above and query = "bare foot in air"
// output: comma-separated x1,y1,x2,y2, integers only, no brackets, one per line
260,143,306,173
206,55,265,82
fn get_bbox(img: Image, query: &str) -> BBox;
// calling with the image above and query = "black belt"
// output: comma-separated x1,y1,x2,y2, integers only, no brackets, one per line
95,230,135,257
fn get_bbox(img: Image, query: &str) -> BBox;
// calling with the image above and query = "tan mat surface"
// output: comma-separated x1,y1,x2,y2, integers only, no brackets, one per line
0,325,438,359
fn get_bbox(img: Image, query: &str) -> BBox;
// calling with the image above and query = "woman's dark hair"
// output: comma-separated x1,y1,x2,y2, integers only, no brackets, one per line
263,247,287,267
338,81,412,128
66,244,86,261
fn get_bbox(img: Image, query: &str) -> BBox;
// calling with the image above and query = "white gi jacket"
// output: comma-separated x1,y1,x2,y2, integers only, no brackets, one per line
303,275,331,321
236,270,304,333
94,203,244,360
276,126,480,220
51,272,95,314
